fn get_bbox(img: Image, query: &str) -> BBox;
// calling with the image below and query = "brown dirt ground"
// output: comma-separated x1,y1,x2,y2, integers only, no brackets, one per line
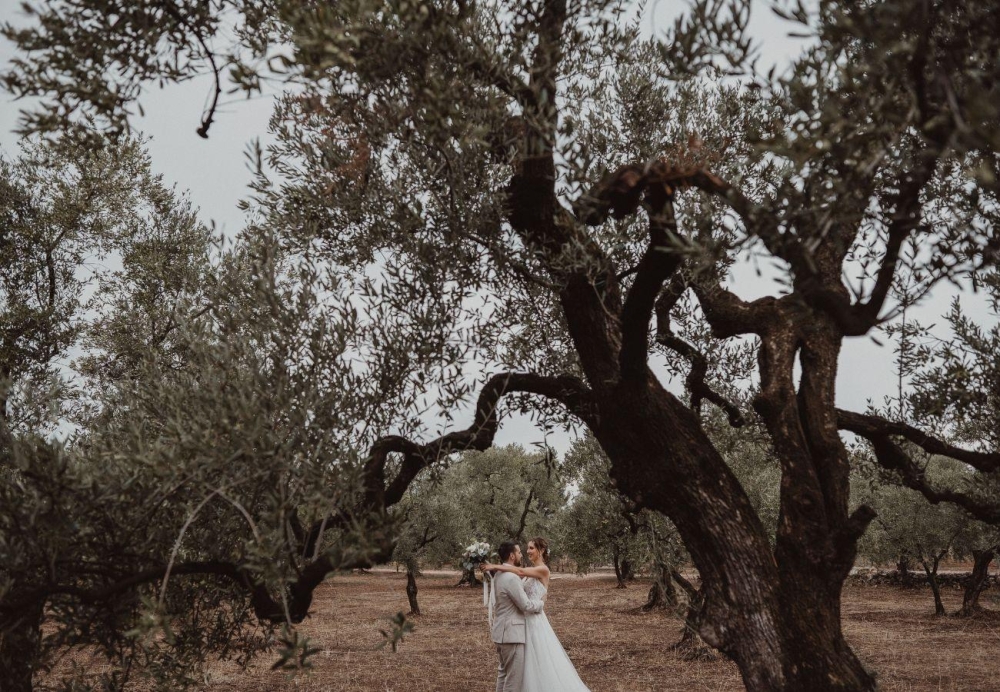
47,570,1000,691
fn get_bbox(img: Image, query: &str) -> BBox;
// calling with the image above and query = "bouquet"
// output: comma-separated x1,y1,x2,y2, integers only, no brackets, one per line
462,540,497,624
461,540,492,571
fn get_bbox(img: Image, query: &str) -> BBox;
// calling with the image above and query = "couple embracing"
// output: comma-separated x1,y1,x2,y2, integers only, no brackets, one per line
481,537,590,692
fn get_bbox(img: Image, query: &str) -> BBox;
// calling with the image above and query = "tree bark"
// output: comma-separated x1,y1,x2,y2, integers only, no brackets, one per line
675,600,712,658
896,555,914,587
621,558,635,583
455,568,481,588
920,555,947,616
0,594,43,692
669,570,714,660
642,561,677,611
957,547,996,617
406,565,420,616
611,548,626,589
585,312,877,691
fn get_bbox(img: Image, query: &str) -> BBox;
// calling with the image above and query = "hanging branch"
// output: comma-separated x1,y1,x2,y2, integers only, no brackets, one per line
654,276,745,427
161,4,223,138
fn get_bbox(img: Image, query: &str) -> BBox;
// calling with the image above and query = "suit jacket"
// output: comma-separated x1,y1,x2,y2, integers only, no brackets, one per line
490,571,544,644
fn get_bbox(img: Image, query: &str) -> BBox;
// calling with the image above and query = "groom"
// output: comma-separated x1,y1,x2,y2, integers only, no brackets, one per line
485,542,545,692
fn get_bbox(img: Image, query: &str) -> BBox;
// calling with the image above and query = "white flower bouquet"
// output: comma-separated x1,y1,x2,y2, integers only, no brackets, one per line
461,540,492,571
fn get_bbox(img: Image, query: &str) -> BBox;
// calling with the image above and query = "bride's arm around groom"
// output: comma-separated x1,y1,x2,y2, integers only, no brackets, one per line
491,570,544,645
486,543,544,692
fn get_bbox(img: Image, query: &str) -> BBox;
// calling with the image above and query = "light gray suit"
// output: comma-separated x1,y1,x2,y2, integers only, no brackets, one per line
490,571,545,692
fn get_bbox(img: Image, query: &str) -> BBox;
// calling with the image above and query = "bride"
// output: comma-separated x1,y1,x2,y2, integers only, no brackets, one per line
482,537,591,692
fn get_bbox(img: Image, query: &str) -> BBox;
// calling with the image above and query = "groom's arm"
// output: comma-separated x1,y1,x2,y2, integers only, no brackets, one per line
506,576,544,614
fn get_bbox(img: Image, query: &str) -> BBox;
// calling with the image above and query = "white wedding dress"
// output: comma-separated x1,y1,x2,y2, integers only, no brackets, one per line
521,577,591,692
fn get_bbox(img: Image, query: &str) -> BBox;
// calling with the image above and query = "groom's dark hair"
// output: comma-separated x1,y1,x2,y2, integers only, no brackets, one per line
498,541,518,563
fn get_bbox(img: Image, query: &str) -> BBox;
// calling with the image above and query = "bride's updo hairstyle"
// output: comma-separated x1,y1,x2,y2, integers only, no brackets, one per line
530,536,550,565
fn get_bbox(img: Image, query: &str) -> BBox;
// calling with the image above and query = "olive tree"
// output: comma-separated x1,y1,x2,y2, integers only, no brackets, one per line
555,434,642,587
0,137,160,440
1,234,405,691
952,516,1000,616
266,3,1000,684
8,2,1000,690
903,269,1000,616
855,457,973,615
0,139,396,690
392,485,450,615
0,137,215,691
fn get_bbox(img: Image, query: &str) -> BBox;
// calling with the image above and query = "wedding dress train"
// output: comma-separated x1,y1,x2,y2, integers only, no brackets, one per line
522,577,591,692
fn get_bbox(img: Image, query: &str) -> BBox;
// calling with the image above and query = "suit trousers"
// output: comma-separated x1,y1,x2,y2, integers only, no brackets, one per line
495,642,525,692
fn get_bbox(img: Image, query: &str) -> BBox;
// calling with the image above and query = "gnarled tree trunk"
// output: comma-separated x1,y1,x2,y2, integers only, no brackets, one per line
642,560,677,611
920,552,947,616
591,384,875,691
957,547,996,617
503,30,889,688
405,564,420,616
897,555,914,587
668,569,715,660
572,288,879,692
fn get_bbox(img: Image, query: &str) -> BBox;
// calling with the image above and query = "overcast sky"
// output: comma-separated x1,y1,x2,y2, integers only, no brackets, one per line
1,0,991,455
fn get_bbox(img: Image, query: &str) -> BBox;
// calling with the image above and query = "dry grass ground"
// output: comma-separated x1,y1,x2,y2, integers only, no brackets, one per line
47,570,1000,691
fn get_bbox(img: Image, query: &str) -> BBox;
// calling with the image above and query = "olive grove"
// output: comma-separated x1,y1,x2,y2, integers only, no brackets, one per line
3,1,1000,691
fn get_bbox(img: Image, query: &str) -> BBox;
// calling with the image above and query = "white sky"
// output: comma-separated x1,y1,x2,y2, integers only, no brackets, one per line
0,0,992,456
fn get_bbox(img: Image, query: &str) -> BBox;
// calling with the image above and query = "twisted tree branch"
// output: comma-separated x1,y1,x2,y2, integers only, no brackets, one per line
858,432,1000,524
654,277,745,427
576,161,788,259
829,149,944,336
837,409,1000,472
690,279,777,339
619,190,685,381
373,372,594,508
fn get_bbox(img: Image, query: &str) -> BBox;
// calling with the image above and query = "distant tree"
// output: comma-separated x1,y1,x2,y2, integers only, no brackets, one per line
855,457,972,615
952,520,1000,617
391,470,463,612
393,444,565,614
392,493,443,615
455,446,565,586
458,447,565,545
847,287,1000,618
555,435,639,588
